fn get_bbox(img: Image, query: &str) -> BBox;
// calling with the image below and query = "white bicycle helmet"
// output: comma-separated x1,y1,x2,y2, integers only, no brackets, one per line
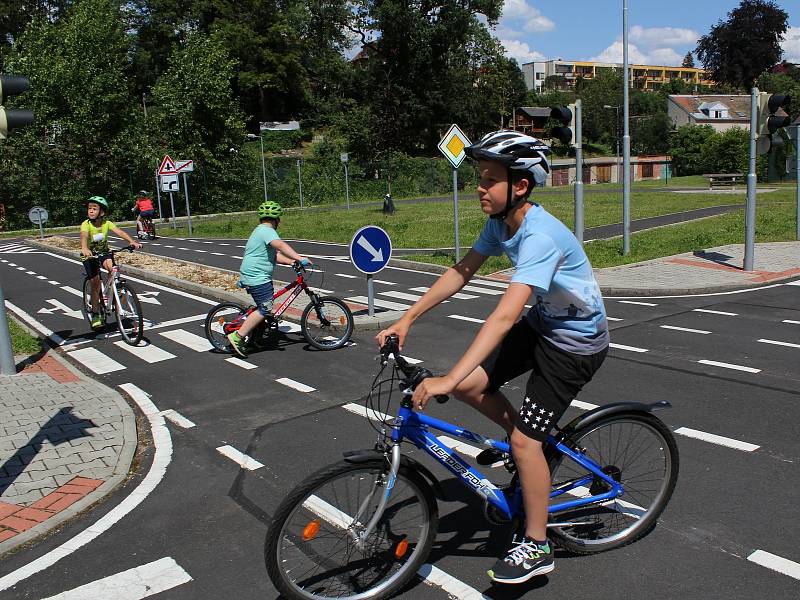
465,130,551,219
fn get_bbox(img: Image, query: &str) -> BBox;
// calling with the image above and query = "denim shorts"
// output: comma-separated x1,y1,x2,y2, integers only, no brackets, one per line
244,281,274,316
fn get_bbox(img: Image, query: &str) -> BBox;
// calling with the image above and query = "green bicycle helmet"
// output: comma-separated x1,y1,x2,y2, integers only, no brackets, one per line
258,200,282,220
87,196,110,213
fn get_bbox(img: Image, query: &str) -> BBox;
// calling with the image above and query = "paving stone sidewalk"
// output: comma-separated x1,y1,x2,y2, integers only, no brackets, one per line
0,350,136,554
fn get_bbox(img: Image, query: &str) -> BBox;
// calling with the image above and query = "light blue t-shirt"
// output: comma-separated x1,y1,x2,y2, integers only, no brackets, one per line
239,224,280,286
472,203,609,354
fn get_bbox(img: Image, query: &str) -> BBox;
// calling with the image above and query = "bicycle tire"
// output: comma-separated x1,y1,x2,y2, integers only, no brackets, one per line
147,221,156,240
204,302,246,352
300,296,354,350
265,458,438,600
115,283,144,345
81,276,106,328
547,412,678,554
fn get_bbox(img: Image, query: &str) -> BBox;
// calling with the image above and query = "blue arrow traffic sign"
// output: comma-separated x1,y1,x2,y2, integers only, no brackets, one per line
350,225,392,274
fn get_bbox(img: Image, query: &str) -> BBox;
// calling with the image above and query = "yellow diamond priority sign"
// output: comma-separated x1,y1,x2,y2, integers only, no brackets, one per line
438,124,471,169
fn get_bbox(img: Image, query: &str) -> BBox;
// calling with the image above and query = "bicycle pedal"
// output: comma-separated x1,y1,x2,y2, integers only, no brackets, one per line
476,448,506,466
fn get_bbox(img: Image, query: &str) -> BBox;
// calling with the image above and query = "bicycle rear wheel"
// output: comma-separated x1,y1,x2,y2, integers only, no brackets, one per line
547,412,678,554
115,283,143,345
301,296,354,350
265,459,438,600
204,302,246,352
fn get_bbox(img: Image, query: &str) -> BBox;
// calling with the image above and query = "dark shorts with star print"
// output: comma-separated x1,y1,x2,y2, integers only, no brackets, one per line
482,319,608,442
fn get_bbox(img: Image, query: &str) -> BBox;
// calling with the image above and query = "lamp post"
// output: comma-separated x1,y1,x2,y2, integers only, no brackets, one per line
603,104,621,179
622,0,631,255
246,133,268,201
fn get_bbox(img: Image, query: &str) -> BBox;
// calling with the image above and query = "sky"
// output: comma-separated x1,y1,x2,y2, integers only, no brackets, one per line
497,0,800,67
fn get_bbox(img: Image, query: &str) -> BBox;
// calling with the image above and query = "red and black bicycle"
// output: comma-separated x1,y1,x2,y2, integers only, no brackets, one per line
204,261,354,351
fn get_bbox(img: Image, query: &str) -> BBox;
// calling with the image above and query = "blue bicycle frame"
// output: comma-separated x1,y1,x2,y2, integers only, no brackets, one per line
389,401,625,522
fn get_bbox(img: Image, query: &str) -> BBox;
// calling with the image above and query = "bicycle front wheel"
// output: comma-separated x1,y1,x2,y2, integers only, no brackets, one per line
81,277,106,328
265,459,438,600
547,412,678,554
204,302,245,352
301,296,354,350
115,283,143,345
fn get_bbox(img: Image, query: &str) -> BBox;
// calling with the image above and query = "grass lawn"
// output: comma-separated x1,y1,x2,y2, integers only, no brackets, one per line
7,317,41,354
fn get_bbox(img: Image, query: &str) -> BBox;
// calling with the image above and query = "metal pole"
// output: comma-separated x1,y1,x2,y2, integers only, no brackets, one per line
344,163,350,209
574,99,584,243
0,282,16,375
183,172,192,236
453,168,461,262
36,208,44,239
367,274,374,317
297,160,304,209
622,0,631,255
259,135,268,201
796,125,799,241
169,192,176,229
744,87,758,271
155,170,164,223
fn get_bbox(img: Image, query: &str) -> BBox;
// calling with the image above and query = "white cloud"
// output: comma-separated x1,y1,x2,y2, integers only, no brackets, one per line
782,26,800,62
630,26,698,48
592,40,648,64
502,0,554,33
501,38,546,65
590,26,698,66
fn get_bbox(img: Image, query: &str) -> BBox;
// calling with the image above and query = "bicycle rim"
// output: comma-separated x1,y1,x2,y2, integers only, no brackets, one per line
548,414,677,552
301,297,354,350
267,462,435,600
115,284,143,345
204,302,244,352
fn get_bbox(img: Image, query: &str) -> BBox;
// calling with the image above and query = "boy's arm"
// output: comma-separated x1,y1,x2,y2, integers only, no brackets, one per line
79,229,91,258
411,282,532,409
376,248,487,349
111,226,141,249
270,239,306,264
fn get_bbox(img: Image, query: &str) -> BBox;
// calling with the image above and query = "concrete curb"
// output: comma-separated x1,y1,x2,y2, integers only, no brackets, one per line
0,320,138,556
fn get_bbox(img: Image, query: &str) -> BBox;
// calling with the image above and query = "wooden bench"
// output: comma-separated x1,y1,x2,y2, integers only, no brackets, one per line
703,173,744,190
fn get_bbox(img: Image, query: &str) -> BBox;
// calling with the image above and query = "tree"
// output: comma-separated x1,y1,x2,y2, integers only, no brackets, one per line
702,127,749,174
681,52,695,68
695,0,788,90
668,125,717,175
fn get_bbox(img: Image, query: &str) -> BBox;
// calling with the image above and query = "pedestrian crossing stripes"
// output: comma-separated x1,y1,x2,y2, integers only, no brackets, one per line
410,287,478,300
0,242,38,253
461,285,504,296
66,347,126,374
346,295,411,311
113,340,176,363
159,329,213,352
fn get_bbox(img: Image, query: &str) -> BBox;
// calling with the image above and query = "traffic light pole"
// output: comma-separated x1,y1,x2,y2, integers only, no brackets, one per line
574,99,584,243
0,281,16,375
795,125,800,241
744,87,758,272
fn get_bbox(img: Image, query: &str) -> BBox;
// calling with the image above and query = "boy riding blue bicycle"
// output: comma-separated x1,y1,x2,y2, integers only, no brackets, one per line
227,200,311,358
377,130,610,584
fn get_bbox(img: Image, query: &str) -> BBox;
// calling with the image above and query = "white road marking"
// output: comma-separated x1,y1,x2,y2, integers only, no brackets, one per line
342,403,391,422
48,280,60,285
278,320,302,334
211,252,225,256
5,300,66,345
609,342,649,353
60,285,83,298
334,273,358,279
216,445,264,470
346,295,411,311
159,329,213,352
160,410,195,429
0,383,173,592
784,280,800,287
164,245,174,248
410,286,478,300
379,290,424,302
618,300,658,306
659,325,712,334
231,255,243,259
607,317,623,321
38,298,83,320
194,249,207,253
674,427,759,451
36,275,47,280
470,279,508,289
16,266,25,270
757,338,800,349
66,347,126,374
697,359,760,373
570,399,599,410
374,279,396,285
692,308,738,316
26,270,36,275
747,549,800,580
40,556,192,599
276,377,316,392
114,341,176,363
782,319,800,325
225,357,257,369
461,285,504,295
448,314,485,324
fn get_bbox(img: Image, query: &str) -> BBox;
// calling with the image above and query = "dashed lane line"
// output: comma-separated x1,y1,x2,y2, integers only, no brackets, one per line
783,319,800,325
410,286,478,300
225,357,258,369
379,290,424,302
617,300,658,307
674,427,760,452
461,285,504,296
607,317,623,321
448,315,485,324
40,556,192,599
216,445,265,471
65,347,126,374
659,325,712,335
346,295,411,311
757,338,800,349
609,342,649,353
692,308,738,316
160,410,196,429
334,273,358,279
374,279,396,285
697,359,761,374
747,549,800,581
276,377,316,393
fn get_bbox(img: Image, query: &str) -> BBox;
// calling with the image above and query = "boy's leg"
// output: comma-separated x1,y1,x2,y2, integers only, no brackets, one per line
453,369,516,434
228,282,273,357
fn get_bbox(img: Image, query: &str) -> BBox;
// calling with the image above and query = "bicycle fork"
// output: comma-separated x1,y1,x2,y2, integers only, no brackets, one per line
349,444,402,550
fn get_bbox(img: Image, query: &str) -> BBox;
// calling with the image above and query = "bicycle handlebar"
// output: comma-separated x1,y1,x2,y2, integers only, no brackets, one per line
379,335,449,404
89,245,135,257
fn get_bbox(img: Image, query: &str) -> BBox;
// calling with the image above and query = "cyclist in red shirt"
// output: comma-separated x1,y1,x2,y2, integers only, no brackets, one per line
132,190,155,238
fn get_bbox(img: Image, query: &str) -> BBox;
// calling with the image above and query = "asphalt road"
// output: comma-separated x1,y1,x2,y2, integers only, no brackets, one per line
0,240,798,599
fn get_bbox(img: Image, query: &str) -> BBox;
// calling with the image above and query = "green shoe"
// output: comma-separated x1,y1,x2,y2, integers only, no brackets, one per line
227,331,248,358
90,313,103,329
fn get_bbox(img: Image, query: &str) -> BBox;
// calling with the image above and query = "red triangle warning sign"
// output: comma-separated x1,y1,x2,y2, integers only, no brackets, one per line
158,155,177,175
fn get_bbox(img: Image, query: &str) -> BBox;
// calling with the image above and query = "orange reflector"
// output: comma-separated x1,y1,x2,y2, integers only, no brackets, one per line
303,519,321,541
394,538,409,559
218,317,225,326
339,315,346,325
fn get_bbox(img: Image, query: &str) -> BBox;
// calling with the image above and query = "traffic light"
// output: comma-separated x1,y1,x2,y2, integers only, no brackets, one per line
0,75,34,140
756,92,791,154
549,104,576,145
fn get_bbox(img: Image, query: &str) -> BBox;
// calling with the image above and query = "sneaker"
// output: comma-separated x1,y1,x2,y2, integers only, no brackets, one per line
90,313,103,329
227,331,248,358
488,536,554,584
